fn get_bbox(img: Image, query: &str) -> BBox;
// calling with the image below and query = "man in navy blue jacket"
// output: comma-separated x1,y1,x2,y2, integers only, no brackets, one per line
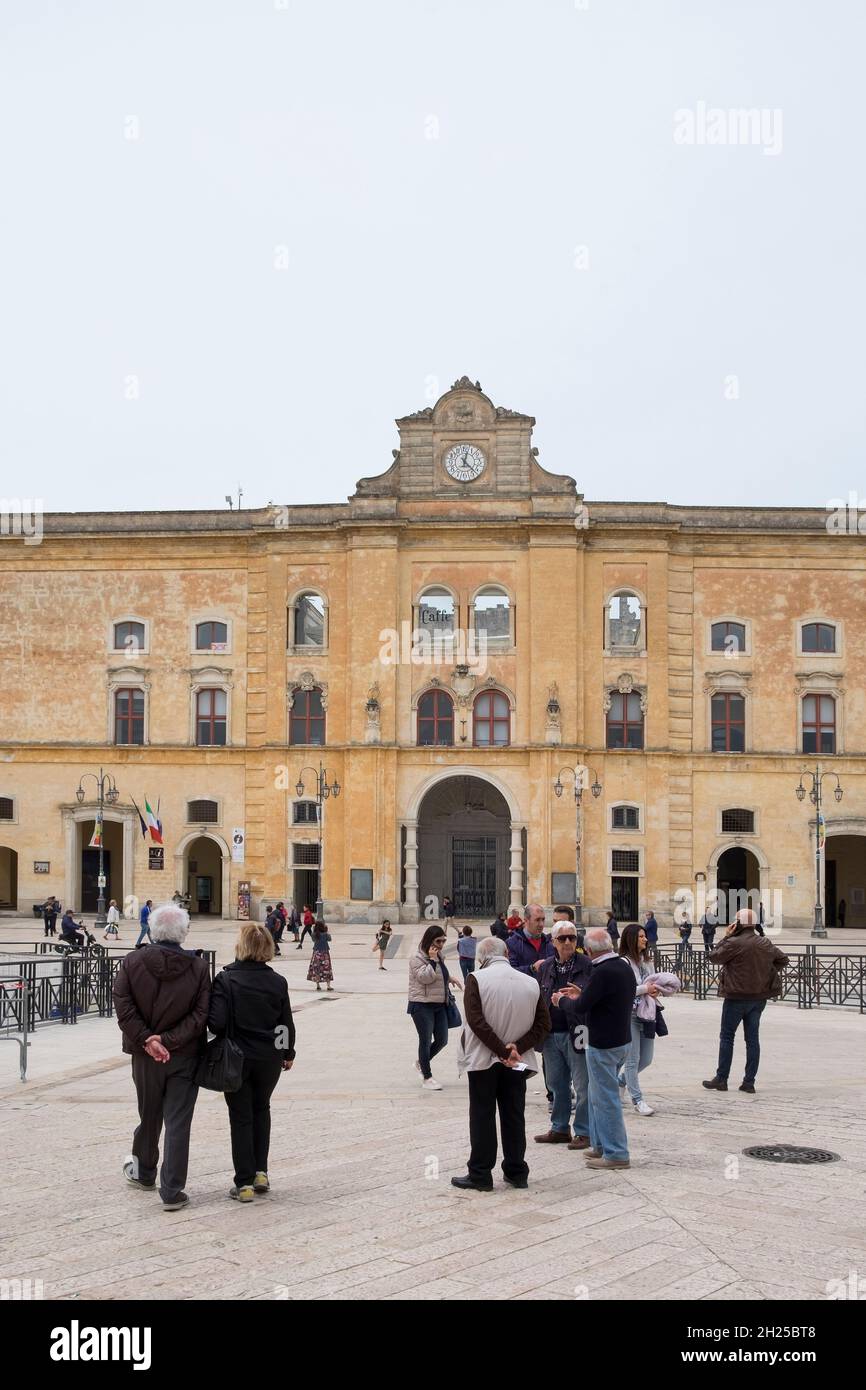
506,904,555,976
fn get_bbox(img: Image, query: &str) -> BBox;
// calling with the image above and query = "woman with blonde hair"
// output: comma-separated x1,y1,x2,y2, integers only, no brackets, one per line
207,922,295,1203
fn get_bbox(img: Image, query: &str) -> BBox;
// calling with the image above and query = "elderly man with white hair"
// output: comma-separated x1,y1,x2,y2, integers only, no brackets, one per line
451,936,550,1192
558,927,636,1170
113,902,211,1211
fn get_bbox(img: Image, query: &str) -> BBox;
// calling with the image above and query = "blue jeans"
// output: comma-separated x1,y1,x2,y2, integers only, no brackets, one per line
136,924,152,946
717,998,766,1084
542,1031,589,1136
622,1015,654,1103
409,1003,449,1080
459,958,475,980
586,1043,630,1161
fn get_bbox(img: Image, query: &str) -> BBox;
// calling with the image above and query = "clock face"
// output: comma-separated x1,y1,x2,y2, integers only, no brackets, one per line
444,443,486,482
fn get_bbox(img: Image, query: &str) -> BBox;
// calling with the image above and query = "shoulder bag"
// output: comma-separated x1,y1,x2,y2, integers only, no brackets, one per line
196,972,245,1093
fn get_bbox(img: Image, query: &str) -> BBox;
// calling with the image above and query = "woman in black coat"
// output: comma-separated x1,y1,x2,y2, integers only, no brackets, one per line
207,923,295,1203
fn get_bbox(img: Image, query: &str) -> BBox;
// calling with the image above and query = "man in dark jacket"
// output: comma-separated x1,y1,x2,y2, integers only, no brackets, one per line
489,913,509,941
534,923,593,1148
703,909,789,1094
42,896,58,936
507,903,556,975
113,902,211,1210
559,927,636,1170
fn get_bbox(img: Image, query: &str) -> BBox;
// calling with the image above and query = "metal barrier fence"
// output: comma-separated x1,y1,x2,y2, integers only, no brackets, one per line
652,943,866,1013
0,942,217,1031
0,978,29,1080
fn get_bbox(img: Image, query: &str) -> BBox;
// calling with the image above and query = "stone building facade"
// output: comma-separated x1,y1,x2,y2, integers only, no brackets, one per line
1,376,864,928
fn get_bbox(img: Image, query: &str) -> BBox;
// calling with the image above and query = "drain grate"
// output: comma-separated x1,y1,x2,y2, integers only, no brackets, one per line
743,1144,841,1165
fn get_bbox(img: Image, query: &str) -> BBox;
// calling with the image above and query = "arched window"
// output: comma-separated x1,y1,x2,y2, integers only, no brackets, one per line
802,622,836,654
711,621,746,654
473,690,510,746
606,692,644,749
606,592,643,650
292,594,326,647
187,799,219,824
113,620,145,655
289,687,326,745
114,688,145,745
711,693,745,752
196,689,227,745
473,588,511,642
417,690,454,746
416,588,455,636
802,695,836,753
195,621,228,651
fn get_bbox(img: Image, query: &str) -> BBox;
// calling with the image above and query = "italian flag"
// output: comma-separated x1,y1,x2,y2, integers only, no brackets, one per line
145,798,163,845
88,815,103,849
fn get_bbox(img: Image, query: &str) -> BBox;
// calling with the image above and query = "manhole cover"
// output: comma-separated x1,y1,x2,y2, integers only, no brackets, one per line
743,1144,841,1165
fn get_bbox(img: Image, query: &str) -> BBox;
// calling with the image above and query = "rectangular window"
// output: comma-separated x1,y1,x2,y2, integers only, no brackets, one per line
611,849,640,874
293,801,320,825
196,689,227,746
115,688,144,745
611,876,638,921
721,808,755,834
802,695,836,754
711,693,745,752
293,842,321,866
612,805,640,830
606,692,644,749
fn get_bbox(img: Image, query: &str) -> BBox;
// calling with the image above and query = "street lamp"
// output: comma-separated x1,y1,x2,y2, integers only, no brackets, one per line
794,764,843,938
75,768,120,930
553,765,602,925
295,762,341,919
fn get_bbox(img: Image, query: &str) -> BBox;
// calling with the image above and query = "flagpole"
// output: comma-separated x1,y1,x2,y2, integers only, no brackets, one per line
75,767,120,929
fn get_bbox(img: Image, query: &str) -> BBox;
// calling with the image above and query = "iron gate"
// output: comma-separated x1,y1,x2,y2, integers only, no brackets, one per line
452,837,497,917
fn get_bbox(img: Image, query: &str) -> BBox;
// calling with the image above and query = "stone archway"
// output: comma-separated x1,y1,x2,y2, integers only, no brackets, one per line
712,844,764,925
824,828,866,927
62,805,136,915
175,830,230,917
0,847,18,909
402,773,524,921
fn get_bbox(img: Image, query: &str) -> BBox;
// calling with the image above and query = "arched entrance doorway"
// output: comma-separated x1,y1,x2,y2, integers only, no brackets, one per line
417,775,512,918
179,833,228,916
0,848,18,909
716,846,761,925
77,819,124,914
824,834,866,927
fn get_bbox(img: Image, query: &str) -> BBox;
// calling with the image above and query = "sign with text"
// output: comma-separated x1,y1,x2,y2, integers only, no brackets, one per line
232,828,245,863
149,847,164,871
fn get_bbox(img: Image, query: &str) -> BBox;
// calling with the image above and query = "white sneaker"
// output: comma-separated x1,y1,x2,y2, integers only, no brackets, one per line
422,1076,443,1091
633,1099,654,1116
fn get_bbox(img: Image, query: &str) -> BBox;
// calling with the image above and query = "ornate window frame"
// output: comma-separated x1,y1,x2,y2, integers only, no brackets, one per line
287,670,328,745
703,669,752,753
108,668,150,745
604,588,647,656
471,683,514,748
288,589,329,655
189,668,234,747
414,683,456,746
796,672,843,754
603,673,647,749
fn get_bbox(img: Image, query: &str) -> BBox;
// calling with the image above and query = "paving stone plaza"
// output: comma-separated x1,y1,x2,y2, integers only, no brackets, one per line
1,918,864,1304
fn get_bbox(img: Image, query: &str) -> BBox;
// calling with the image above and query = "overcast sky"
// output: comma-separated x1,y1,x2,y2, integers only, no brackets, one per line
1,0,863,513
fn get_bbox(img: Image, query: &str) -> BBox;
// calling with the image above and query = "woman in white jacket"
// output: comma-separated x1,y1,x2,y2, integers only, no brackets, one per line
617,923,660,1116
103,899,121,941
407,924,462,1091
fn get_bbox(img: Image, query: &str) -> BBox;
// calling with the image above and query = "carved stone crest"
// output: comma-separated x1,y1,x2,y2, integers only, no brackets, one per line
545,682,562,745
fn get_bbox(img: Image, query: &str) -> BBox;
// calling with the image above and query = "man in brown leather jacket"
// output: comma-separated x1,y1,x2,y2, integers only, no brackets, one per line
113,903,211,1210
702,909,789,1094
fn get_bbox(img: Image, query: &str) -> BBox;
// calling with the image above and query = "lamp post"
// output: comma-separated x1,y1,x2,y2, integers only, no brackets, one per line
295,762,341,919
795,764,843,939
75,768,120,930
553,765,602,925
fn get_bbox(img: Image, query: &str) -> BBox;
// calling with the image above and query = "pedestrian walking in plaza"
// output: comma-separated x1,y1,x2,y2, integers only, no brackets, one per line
558,927,636,1170
644,911,658,950
507,903,555,976
535,921,593,1149
407,924,463,1090
703,909,789,1094
678,915,693,946
112,902,211,1211
457,925,477,979
207,922,295,1203
136,900,153,948
288,903,300,942
264,905,283,957
617,924,661,1116
373,919,392,970
104,899,121,940
506,907,523,933
489,912,509,941
42,895,58,936
700,912,716,954
307,920,334,990
452,936,549,1191
605,910,619,946
275,902,288,942
442,895,456,934
296,905,314,949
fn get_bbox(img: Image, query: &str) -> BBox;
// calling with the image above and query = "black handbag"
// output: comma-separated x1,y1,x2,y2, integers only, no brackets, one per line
441,960,463,1028
196,973,245,1093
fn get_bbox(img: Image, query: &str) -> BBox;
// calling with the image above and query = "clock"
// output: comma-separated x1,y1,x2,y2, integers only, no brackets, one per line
444,443,486,482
